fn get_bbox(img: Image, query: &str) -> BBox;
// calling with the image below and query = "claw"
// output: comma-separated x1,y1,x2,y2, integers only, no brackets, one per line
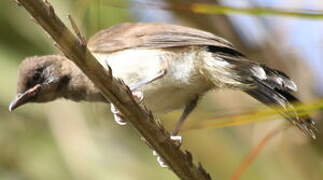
110,104,127,125
153,150,168,168
109,91,144,125
113,113,127,125
157,156,168,168
132,91,144,103
150,135,182,168
170,135,183,146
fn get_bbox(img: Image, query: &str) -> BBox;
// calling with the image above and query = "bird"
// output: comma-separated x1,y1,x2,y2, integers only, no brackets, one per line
9,23,317,139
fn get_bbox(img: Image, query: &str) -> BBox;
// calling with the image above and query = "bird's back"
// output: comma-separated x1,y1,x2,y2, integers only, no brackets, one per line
88,23,235,53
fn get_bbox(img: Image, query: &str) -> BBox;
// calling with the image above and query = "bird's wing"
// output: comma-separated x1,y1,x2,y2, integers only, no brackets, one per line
88,23,235,53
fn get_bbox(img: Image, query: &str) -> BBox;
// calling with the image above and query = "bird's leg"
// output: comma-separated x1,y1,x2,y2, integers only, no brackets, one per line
110,69,167,125
150,98,199,168
170,96,199,145
129,69,167,91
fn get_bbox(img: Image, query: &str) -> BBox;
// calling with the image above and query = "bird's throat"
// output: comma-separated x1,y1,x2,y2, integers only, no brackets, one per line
61,63,106,102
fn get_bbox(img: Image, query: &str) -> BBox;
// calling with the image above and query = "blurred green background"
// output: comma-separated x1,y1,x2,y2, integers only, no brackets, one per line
1,0,323,180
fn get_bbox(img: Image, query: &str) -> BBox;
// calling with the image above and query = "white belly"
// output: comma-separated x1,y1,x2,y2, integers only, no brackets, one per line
93,47,211,112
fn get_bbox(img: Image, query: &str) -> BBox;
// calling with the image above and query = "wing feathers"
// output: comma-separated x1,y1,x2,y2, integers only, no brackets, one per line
88,23,235,53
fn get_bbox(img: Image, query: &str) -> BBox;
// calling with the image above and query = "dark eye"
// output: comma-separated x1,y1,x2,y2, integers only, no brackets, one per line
32,71,41,81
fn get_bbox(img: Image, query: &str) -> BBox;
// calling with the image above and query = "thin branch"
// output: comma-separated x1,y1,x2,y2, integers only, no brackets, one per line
67,15,86,45
13,0,212,179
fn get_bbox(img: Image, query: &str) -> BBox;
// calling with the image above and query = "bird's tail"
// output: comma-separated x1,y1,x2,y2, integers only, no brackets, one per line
205,47,317,138
244,66,317,139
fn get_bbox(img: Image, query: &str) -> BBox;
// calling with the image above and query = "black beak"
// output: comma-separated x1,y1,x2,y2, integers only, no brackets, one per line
9,84,42,111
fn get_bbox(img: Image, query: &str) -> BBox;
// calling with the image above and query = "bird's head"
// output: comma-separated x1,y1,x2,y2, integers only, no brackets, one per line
9,55,71,111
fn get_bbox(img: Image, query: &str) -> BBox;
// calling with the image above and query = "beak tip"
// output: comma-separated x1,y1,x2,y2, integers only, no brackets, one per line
8,102,15,112
9,85,41,112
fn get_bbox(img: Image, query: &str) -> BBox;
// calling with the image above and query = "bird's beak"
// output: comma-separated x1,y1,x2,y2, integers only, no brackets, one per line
9,84,42,111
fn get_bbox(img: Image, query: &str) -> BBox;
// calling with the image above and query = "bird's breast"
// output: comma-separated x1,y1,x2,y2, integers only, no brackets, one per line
93,47,212,112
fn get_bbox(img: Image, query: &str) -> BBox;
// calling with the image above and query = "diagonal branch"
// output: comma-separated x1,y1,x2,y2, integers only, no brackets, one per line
13,0,212,179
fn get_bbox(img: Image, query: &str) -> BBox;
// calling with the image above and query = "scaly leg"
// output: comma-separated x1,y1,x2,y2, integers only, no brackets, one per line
170,96,199,145
173,96,199,135
151,97,199,168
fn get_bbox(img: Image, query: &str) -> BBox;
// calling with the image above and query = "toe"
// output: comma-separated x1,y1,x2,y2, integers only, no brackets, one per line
114,114,127,125
157,156,168,168
170,135,182,146
153,150,168,168
132,91,144,103
110,104,127,125
110,104,120,114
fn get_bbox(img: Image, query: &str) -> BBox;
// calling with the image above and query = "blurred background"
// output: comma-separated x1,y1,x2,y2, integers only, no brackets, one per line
1,0,323,179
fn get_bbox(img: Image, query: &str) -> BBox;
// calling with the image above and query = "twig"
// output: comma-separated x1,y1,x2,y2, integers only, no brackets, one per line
13,0,212,179
68,15,86,46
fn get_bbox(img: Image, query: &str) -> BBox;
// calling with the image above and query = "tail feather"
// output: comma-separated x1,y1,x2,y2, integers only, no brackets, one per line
245,67,317,139
208,49,317,138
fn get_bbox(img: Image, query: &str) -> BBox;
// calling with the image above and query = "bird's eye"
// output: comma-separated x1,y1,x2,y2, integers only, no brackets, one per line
32,71,41,81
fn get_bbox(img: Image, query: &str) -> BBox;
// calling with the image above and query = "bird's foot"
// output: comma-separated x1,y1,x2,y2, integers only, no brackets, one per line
110,90,144,125
170,135,183,147
151,135,183,168
110,104,127,125
153,150,168,168
132,91,144,103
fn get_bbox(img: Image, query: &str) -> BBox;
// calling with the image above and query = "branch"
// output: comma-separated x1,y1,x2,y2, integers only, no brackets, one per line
13,0,212,179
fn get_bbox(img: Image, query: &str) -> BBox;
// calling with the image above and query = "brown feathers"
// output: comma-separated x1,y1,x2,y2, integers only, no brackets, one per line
88,23,235,53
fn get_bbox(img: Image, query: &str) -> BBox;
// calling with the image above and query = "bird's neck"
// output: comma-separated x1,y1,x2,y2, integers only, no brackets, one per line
61,62,106,102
